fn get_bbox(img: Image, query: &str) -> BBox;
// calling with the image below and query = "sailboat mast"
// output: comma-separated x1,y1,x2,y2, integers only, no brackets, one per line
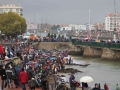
89,9,91,38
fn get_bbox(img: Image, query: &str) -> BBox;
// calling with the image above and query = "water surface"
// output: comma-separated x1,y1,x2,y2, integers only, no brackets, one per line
65,56,120,90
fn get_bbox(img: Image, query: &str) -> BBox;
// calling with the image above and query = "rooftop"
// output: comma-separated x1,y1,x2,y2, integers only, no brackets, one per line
0,4,22,8
107,13,120,17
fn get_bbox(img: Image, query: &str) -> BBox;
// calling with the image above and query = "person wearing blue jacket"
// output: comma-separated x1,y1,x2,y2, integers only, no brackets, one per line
15,65,22,78
15,65,22,88
69,73,76,90
9,49,13,58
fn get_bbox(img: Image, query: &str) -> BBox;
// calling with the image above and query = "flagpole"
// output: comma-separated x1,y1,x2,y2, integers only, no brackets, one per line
89,9,91,38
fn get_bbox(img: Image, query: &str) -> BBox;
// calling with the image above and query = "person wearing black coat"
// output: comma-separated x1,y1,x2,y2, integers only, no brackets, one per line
92,83,100,90
1,66,7,90
69,73,76,90
27,66,34,80
41,71,47,90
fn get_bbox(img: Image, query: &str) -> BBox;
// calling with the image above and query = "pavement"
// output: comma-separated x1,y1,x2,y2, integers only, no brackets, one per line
0,78,42,90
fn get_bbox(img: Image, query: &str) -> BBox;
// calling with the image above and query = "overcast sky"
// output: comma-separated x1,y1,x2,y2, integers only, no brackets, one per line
0,0,120,24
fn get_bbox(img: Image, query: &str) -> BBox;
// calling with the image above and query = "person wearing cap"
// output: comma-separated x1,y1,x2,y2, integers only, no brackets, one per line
69,73,76,90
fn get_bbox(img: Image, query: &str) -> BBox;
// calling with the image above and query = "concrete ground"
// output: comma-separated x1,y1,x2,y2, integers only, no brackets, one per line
0,78,41,90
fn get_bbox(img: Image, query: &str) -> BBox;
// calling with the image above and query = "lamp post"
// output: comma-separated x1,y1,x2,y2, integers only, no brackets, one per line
114,0,117,39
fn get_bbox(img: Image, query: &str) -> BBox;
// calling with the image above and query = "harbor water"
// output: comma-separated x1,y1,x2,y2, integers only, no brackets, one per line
65,56,120,90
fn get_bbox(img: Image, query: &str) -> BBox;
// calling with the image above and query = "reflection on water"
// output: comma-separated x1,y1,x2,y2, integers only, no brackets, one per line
65,56,120,90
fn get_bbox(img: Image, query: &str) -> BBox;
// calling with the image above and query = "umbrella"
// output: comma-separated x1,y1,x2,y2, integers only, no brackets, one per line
16,49,24,53
26,61,32,65
50,57,55,60
34,63,39,68
80,76,93,83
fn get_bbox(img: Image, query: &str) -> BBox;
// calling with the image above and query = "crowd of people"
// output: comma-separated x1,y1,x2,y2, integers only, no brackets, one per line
0,40,119,90
0,41,71,90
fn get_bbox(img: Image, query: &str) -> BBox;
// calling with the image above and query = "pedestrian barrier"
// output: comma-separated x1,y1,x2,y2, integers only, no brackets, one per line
72,41,120,49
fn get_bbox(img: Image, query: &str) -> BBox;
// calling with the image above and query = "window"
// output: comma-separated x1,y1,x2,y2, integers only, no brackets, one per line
0,8,3,12
16,8,19,12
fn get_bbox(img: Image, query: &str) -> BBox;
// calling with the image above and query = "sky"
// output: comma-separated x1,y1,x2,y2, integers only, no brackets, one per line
0,0,120,24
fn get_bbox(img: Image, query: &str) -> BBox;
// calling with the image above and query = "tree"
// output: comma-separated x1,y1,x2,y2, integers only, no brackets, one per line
53,34,56,38
62,35,64,39
50,34,53,38
47,32,50,37
0,12,27,37
58,34,61,39
51,24,60,30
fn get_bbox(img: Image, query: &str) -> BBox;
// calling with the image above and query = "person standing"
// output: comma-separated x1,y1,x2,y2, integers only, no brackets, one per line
47,71,56,90
69,73,76,90
19,68,28,90
92,84,100,90
41,71,47,90
104,83,107,90
1,65,7,90
27,66,34,80
116,84,119,90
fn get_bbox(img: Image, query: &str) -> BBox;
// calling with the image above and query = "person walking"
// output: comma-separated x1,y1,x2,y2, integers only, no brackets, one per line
19,68,28,90
116,84,119,90
47,71,56,90
1,65,7,90
104,83,107,90
69,73,76,90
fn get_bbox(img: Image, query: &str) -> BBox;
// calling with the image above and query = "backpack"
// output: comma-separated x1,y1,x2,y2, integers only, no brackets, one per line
6,68,13,79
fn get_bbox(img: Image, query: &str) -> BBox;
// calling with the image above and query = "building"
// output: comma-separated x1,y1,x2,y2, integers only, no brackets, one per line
0,4,23,16
105,13,120,31
93,23,105,31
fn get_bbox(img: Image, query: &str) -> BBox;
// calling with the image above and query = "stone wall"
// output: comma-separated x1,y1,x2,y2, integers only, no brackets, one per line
37,42,83,55
83,46,102,57
102,48,120,59
33,42,120,59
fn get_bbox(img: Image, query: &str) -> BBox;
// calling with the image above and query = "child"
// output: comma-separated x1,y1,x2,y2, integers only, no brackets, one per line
28,77,36,90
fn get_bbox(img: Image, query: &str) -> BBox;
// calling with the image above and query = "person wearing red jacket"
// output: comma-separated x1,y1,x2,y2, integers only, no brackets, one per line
19,68,28,90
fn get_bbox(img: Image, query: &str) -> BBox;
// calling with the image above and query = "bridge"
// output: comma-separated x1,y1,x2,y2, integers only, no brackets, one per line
72,41,120,50
72,41,120,59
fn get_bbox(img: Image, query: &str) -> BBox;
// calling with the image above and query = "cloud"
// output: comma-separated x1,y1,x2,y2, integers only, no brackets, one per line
0,0,120,24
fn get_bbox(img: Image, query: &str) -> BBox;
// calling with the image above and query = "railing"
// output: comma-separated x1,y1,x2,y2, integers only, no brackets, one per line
72,41,120,49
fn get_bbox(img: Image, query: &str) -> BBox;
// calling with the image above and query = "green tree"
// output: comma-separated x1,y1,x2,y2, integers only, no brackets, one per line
51,25,56,30
51,24,60,30
53,34,56,38
50,34,53,38
62,35,64,39
47,32,50,37
0,12,27,37
56,25,60,29
58,34,61,39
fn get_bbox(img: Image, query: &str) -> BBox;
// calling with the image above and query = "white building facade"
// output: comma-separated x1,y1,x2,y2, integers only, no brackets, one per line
0,4,23,16
105,13,120,31
59,24,97,31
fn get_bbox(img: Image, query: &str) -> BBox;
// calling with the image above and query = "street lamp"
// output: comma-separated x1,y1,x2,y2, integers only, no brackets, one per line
114,0,117,39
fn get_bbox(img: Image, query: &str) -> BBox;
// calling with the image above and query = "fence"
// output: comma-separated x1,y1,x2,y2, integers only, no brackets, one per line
72,41,120,49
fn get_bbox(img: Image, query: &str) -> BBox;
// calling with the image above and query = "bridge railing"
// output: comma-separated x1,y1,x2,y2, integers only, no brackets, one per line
72,41,120,49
